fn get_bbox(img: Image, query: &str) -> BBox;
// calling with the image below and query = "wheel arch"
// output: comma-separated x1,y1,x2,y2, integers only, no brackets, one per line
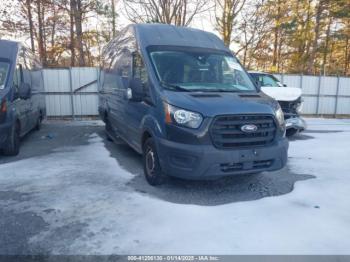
140,115,164,151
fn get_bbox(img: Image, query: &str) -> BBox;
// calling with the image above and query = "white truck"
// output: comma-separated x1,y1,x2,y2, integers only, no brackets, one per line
249,71,306,136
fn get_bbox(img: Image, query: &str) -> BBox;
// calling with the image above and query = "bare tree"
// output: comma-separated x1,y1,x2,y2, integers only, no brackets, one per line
306,0,327,74
69,0,76,66
124,0,209,26
234,0,271,67
36,0,47,65
26,0,36,52
111,0,117,37
215,0,247,47
71,0,85,66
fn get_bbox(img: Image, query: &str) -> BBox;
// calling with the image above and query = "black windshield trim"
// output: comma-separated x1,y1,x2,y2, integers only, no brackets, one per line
0,60,11,89
147,46,258,93
146,45,232,56
159,81,191,92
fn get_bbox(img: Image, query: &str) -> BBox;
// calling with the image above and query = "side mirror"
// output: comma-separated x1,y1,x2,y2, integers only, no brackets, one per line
19,83,31,100
255,80,261,91
127,78,144,102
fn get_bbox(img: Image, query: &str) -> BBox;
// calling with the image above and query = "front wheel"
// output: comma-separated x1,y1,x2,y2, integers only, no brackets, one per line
35,115,42,131
105,117,113,142
3,122,20,156
286,128,298,137
143,137,165,186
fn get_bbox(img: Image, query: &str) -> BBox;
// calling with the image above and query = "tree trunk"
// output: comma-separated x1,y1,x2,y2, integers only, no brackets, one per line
272,26,278,68
51,2,56,48
321,18,332,75
26,0,35,52
70,0,75,66
345,36,349,75
304,0,312,73
222,1,230,46
111,0,116,38
72,0,85,66
36,0,46,65
307,0,324,74
243,48,247,67
272,0,281,69
344,21,350,76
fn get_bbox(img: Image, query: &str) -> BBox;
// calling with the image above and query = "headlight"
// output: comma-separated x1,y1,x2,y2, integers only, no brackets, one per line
296,99,303,113
164,102,203,129
275,106,285,126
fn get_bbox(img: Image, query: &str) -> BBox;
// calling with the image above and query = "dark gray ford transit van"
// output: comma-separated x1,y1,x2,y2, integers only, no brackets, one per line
99,24,288,185
0,40,46,156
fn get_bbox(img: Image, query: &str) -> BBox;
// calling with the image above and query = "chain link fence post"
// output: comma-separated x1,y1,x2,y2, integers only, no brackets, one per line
316,74,322,115
69,67,75,120
334,75,340,117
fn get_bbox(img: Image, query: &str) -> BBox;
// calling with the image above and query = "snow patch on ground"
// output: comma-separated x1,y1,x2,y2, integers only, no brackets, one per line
0,118,349,254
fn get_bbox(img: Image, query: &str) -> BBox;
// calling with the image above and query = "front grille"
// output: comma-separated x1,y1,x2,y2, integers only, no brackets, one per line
210,115,276,149
220,159,273,173
279,98,301,115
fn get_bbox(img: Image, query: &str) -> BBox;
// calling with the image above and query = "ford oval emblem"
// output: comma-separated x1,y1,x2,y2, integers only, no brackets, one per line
241,124,258,133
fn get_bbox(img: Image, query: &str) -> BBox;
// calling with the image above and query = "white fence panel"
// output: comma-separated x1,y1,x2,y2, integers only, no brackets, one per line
43,68,99,117
338,77,350,96
71,67,99,93
43,68,350,117
337,98,350,114
302,97,317,114
43,69,70,92
318,97,336,115
275,74,350,115
45,95,72,116
321,76,338,95
283,75,302,89
302,75,319,95
73,95,99,116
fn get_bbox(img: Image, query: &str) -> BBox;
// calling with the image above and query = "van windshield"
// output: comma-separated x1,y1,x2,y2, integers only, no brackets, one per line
148,48,256,92
251,73,283,87
0,61,10,89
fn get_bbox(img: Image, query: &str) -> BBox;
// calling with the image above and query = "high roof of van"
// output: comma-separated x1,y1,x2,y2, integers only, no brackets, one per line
0,39,19,61
133,24,230,52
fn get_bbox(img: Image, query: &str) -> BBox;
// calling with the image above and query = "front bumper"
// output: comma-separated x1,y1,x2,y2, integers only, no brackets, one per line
156,137,289,179
285,116,307,131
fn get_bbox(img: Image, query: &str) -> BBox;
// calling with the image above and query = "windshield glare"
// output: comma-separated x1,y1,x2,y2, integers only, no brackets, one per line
253,74,283,87
149,49,256,92
0,61,10,89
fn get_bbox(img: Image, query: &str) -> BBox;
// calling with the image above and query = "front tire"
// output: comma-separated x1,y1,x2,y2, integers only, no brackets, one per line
286,128,298,137
143,137,165,186
3,122,20,156
35,114,42,131
105,117,113,142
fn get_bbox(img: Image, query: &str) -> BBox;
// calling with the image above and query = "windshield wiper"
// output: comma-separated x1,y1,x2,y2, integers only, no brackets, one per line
160,81,191,92
192,88,241,93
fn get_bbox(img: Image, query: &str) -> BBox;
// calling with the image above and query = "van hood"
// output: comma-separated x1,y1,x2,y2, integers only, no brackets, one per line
261,86,302,102
162,91,277,117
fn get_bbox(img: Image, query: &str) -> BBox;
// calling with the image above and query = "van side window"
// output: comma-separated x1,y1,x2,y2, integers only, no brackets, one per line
17,48,32,88
132,52,147,84
13,64,22,90
25,48,43,91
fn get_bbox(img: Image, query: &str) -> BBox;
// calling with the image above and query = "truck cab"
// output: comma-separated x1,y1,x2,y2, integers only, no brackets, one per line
99,24,288,185
0,40,46,155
